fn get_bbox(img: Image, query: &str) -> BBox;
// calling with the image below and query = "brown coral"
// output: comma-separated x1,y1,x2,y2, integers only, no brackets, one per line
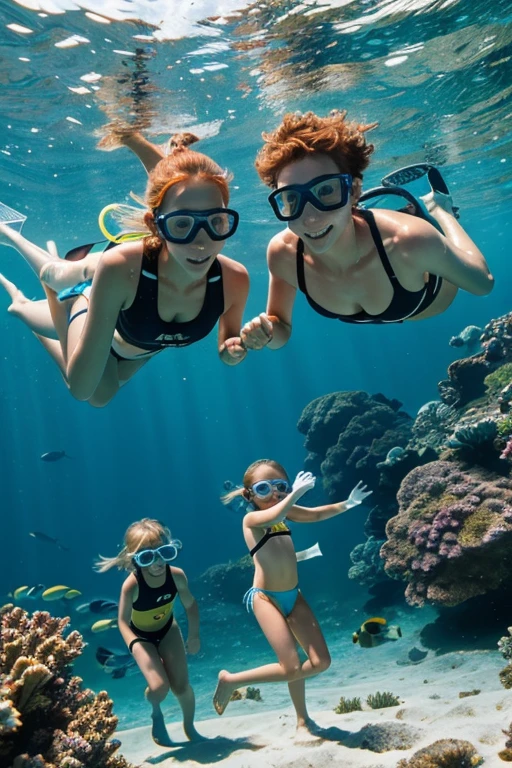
500,663,512,689
397,737,483,766
0,604,136,768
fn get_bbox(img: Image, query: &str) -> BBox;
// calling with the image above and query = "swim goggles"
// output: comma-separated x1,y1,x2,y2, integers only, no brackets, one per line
132,541,182,568
154,208,239,244
268,173,353,221
250,479,292,498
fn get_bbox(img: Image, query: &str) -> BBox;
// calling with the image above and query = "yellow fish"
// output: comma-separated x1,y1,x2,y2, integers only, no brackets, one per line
353,617,402,648
63,589,82,600
91,618,118,633
42,585,73,601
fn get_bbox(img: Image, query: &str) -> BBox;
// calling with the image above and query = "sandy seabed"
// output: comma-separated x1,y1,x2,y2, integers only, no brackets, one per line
117,647,511,767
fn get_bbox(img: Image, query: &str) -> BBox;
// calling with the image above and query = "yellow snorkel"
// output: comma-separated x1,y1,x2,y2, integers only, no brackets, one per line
98,204,147,244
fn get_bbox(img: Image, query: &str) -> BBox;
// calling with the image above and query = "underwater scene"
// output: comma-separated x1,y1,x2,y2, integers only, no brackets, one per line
1,0,511,766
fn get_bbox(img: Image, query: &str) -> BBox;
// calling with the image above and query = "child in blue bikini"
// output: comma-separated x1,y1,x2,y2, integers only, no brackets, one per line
214,458,371,735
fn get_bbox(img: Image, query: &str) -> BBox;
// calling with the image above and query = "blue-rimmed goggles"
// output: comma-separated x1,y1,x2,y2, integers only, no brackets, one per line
132,541,182,568
268,173,353,221
154,207,239,244
251,479,291,498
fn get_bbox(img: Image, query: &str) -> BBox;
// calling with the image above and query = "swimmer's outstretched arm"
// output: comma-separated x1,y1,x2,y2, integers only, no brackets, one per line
414,197,494,295
287,481,373,523
119,132,166,174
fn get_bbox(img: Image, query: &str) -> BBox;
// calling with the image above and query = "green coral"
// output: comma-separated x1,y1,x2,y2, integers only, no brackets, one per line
245,687,262,701
397,738,483,766
458,506,502,547
484,363,512,399
498,415,512,438
333,696,362,714
366,691,401,709
407,493,458,522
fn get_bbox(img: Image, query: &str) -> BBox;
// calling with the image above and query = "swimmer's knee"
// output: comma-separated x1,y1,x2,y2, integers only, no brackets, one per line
313,652,331,674
281,657,301,678
146,681,170,704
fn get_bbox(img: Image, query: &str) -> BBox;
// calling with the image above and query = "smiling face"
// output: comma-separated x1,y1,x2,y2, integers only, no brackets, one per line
276,154,355,254
154,179,227,276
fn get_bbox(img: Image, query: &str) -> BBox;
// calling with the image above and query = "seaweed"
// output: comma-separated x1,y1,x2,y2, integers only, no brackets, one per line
333,696,362,714
366,690,401,709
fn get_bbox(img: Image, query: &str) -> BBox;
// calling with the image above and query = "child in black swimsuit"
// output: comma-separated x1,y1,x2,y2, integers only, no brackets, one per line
213,459,371,737
96,518,203,747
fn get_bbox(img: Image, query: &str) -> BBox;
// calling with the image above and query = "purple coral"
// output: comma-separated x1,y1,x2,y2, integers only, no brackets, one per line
381,461,512,607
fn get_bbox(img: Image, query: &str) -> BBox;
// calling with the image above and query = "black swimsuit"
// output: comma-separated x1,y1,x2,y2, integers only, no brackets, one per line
115,251,224,353
296,208,442,324
128,565,178,652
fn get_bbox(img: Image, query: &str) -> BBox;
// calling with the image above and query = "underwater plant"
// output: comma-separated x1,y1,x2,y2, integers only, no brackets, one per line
245,686,262,701
333,696,362,714
397,738,483,767
447,417,497,450
366,690,401,708
499,720,512,761
0,603,135,768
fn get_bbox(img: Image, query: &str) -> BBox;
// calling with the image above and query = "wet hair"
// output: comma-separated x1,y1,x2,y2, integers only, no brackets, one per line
94,518,172,572
118,132,232,258
221,459,289,506
255,110,377,188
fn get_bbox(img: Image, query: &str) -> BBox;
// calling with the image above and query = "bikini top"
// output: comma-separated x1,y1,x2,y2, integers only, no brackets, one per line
250,522,292,557
296,208,442,324
130,565,177,631
115,251,225,351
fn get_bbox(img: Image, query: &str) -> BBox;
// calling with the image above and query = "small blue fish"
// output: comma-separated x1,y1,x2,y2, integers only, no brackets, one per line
29,531,69,551
40,451,71,462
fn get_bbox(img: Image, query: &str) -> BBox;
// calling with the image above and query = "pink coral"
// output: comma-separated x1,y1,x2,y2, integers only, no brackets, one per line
381,461,512,607
501,438,512,460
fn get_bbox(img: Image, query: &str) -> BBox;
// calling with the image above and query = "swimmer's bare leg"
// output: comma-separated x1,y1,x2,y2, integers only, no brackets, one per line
0,223,57,276
0,274,56,337
34,334,68,378
40,250,102,293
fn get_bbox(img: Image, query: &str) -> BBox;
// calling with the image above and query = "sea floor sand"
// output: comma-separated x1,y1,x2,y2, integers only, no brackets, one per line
117,648,511,767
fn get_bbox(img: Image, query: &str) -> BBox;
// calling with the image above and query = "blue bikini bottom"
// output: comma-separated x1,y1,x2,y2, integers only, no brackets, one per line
243,585,299,618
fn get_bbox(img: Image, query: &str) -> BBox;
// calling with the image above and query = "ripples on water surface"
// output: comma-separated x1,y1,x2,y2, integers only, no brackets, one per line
0,0,510,244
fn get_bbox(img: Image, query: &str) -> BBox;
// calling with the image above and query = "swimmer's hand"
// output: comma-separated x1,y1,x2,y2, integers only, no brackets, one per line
345,481,372,510
219,337,247,366
292,471,316,499
186,636,201,655
240,313,274,350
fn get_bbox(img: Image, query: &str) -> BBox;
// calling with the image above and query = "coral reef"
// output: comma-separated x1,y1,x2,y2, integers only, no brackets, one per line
348,536,386,585
500,721,512,762
381,461,512,607
345,721,422,753
397,738,483,767
499,663,512,689
0,604,134,768
449,324,483,355
499,627,512,660
192,555,253,604
458,689,480,698
366,691,401,709
333,696,362,714
409,402,458,453
438,311,512,407
297,391,413,500
245,686,261,701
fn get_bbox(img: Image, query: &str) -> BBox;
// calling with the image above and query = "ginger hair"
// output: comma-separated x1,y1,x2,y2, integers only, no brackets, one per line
118,132,232,258
95,518,173,572
221,459,289,506
255,110,377,188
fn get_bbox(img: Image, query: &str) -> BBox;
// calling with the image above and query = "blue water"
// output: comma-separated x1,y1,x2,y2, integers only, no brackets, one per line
1,0,511,734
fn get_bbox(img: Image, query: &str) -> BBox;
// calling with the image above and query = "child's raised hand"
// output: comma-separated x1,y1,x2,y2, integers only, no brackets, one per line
345,481,372,509
186,636,201,655
240,313,274,350
292,470,316,498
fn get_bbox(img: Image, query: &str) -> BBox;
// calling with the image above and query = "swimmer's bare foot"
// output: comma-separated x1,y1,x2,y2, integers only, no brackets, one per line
420,190,459,217
295,718,323,745
40,260,89,293
151,708,174,748
0,274,30,314
213,670,236,716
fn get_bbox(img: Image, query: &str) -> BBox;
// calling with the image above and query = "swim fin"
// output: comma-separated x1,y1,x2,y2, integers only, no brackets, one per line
381,164,459,219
